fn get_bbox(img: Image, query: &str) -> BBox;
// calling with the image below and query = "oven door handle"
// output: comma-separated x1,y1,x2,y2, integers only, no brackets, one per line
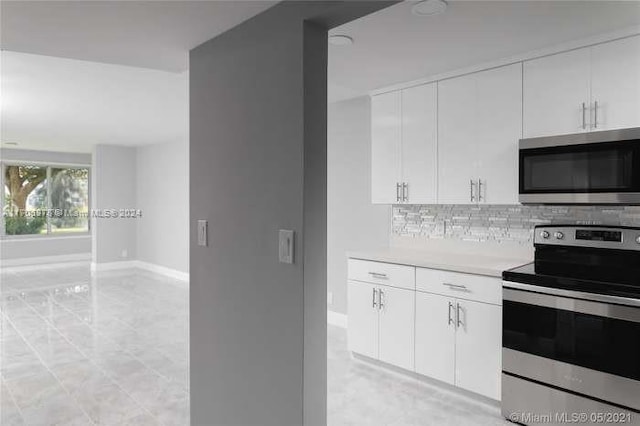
503,283,640,324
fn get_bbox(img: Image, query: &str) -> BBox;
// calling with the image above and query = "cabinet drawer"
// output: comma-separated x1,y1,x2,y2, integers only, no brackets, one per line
416,268,501,305
348,259,415,290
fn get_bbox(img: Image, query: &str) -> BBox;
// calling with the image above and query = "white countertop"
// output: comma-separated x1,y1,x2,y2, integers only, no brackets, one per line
347,248,531,278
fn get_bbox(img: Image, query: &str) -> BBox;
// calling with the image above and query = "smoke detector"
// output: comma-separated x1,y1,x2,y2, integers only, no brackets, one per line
329,35,354,46
412,0,448,17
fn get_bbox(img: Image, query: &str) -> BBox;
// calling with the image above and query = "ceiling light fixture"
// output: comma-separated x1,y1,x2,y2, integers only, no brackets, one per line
411,0,448,17
329,35,354,46
3,142,18,146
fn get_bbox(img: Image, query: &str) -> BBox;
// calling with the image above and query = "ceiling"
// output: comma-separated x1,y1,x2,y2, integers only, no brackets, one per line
0,0,277,72
1,51,188,153
0,0,277,153
328,0,640,102
3,1,640,152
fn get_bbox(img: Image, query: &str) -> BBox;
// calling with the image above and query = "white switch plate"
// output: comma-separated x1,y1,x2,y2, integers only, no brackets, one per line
328,291,334,306
278,229,294,264
197,220,208,247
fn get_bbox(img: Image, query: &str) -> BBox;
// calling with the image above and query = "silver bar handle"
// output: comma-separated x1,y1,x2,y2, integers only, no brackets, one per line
477,179,483,203
368,272,388,279
378,289,384,310
402,182,408,203
582,102,587,130
470,179,476,202
443,282,468,290
396,183,401,203
372,288,377,308
448,302,454,326
456,303,464,328
593,100,598,129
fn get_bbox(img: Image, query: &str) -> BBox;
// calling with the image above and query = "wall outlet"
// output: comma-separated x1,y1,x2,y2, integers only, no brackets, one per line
327,291,334,306
121,249,128,258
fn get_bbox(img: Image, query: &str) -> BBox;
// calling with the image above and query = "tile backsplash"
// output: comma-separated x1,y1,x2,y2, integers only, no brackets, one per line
392,205,640,245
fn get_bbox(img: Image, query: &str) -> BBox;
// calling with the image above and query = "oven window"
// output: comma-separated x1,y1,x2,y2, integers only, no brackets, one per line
520,142,636,193
503,301,640,381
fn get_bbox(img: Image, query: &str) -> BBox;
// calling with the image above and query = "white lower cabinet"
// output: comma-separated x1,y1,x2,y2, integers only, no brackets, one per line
348,260,502,401
379,285,415,370
415,292,456,385
347,280,379,359
454,299,502,400
415,292,502,400
347,280,415,369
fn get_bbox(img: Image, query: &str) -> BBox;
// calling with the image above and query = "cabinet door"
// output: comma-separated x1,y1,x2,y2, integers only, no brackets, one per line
371,92,402,204
476,63,522,204
402,83,438,204
591,35,640,131
378,286,415,370
347,281,379,359
454,300,502,400
415,292,456,385
438,75,478,204
523,48,591,138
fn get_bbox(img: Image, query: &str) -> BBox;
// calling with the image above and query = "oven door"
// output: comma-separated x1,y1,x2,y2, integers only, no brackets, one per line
519,128,640,204
502,286,640,411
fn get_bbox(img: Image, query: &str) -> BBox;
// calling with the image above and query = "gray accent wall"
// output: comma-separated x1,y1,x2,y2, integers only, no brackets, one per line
189,2,394,424
91,144,137,264
328,97,389,315
136,141,189,273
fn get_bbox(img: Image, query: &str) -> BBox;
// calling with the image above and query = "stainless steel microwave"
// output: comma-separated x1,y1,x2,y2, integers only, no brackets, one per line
519,127,640,204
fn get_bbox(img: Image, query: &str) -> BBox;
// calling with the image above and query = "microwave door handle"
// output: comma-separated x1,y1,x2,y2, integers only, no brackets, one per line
593,101,598,129
582,102,587,130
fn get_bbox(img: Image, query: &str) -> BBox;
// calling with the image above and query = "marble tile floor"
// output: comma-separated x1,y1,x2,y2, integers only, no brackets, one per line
328,325,511,426
1,262,509,425
1,263,189,426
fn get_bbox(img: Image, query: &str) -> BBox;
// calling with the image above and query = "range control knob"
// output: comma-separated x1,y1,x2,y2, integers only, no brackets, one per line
555,231,565,240
540,231,550,239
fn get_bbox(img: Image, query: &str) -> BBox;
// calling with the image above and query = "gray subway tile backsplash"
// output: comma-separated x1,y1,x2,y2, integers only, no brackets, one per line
392,205,640,245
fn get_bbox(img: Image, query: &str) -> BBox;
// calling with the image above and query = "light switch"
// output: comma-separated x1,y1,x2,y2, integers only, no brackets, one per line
279,229,294,264
197,220,208,247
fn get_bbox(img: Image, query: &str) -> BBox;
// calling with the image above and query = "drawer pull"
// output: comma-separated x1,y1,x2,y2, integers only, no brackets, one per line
368,272,388,279
443,283,470,292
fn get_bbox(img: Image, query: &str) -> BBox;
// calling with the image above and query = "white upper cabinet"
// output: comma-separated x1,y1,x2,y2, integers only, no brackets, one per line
371,91,402,204
523,48,591,138
476,63,522,204
438,63,522,204
371,83,437,204
591,35,640,131
524,35,640,138
438,73,477,205
401,83,438,204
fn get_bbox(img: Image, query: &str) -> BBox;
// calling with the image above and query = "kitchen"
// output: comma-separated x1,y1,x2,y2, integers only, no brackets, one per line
326,1,640,425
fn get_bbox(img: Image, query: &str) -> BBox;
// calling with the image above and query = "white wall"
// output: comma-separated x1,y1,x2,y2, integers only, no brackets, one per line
136,141,189,273
91,144,137,265
0,148,92,264
327,96,390,315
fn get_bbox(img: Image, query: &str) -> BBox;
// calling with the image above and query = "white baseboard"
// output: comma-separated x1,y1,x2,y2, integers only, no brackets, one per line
90,260,189,283
90,260,138,272
135,261,189,282
1,253,91,269
328,310,348,329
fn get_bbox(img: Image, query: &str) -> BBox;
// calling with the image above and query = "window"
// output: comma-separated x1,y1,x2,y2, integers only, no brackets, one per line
2,163,90,236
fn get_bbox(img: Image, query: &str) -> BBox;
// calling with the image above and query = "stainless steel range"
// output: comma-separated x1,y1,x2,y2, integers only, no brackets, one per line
502,225,640,426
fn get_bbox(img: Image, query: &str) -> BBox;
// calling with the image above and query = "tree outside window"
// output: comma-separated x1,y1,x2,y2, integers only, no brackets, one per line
3,164,89,236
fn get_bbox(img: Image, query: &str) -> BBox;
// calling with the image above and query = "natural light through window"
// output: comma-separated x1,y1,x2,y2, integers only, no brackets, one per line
2,163,89,236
